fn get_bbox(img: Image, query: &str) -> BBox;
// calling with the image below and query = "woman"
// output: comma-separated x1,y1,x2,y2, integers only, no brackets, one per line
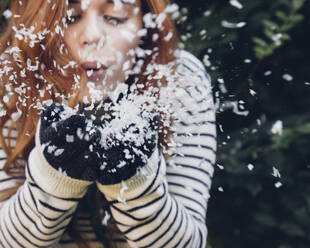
0,0,216,247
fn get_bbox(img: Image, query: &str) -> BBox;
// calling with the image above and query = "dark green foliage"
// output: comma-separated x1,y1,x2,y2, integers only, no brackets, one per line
173,0,310,247
252,0,305,59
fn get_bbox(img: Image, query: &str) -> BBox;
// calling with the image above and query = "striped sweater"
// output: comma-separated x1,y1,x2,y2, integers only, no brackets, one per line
0,50,216,248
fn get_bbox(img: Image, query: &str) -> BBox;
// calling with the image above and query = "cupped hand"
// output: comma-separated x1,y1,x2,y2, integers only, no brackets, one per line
39,102,104,181
96,102,160,185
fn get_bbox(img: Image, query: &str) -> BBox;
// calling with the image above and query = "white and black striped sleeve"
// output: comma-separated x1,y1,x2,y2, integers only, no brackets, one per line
97,50,216,248
0,121,93,248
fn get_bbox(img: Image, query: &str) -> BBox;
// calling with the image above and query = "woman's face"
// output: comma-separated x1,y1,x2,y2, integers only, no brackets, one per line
63,0,143,103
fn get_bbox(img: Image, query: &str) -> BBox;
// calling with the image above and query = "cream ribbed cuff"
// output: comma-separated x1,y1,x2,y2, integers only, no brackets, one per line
26,119,93,199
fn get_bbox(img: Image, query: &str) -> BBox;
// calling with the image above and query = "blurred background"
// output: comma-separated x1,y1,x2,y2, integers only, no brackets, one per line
1,0,309,247
173,0,310,247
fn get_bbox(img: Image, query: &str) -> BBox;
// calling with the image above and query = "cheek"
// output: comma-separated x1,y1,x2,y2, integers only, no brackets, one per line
114,18,143,52
117,28,142,56
64,28,80,58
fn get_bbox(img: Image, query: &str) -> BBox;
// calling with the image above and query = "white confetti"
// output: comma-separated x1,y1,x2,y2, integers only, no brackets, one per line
282,74,293,82
217,78,224,84
229,0,243,9
275,182,282,188
86,69,94,77
120,29,135,42
12,109,22,121
3,9,12,19
217,78,227,94
218,187,224,192
223,101,249,116
81,0,91,10
101,211,111,226
152,33,159,42
249,89,256,96
272,33,282,46
164,3,179,13
120,181,128,196
122,60,130,71
66,135,74,143
247,164,254,171
219,124,224,132
77,128,84,140
58,167,67,177
204,10,212,17
143,12,156,29
222,20,246,28
113,0,123,10
117,196,126,203
200,30,207,36
271,120,283,135
264,70,272,76
271,166,281,178
116,160,126,168
164,31,173,41
217,164,224,170
203,55,211,67
3,95,9,103
54,148,64,156
0,109,6,117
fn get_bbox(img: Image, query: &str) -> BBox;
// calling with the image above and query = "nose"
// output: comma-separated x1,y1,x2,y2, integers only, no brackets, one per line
80,15,105,48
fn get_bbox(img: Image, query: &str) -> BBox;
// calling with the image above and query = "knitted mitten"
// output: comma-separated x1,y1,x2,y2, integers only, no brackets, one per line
39,102,103,181
97,105,159,185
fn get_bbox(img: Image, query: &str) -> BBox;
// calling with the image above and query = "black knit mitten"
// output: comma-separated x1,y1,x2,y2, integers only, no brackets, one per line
97,107,159,185
39,103,103,181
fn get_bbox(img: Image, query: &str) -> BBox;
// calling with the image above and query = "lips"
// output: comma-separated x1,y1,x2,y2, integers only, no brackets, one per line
81,61,107,81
